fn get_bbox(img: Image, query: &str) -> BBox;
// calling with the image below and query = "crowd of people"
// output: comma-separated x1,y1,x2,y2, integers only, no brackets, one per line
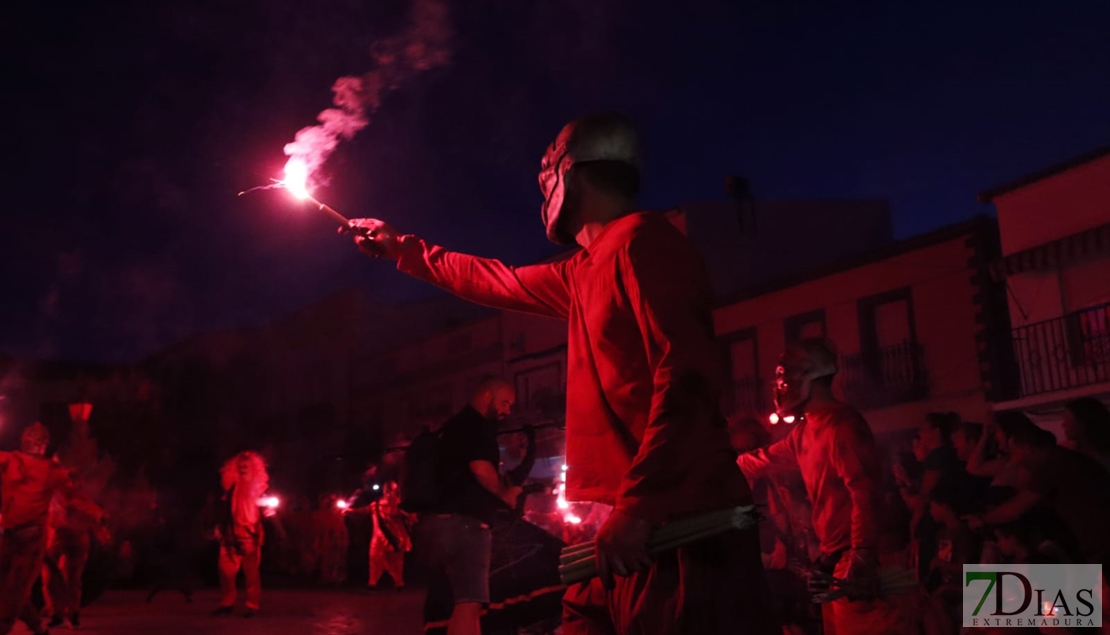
733,392,1110,635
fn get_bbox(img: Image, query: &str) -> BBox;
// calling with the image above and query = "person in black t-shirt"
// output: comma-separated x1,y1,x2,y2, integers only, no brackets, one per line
436,395,519,524
417,378,521,635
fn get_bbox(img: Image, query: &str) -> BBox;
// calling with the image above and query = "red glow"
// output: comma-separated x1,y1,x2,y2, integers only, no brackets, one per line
282,158,311,200
69,402,93,423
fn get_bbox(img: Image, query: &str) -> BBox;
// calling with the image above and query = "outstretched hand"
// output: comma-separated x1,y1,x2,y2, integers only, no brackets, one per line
342,218,401,260
595,509,653,589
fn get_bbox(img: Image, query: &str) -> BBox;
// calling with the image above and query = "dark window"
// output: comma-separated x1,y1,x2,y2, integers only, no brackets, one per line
514,363,564,416
858,288,916,356
719,328,763,414
842,287,926,408
784,309,826,344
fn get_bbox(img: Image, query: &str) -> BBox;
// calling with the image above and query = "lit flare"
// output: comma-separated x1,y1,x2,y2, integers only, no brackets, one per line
282,158,312,200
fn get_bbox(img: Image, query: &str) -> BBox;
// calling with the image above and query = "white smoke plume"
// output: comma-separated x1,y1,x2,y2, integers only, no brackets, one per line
283,0,452,186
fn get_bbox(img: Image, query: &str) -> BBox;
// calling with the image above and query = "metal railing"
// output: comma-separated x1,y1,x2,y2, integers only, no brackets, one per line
1009,301,1110,397
839,342,928,409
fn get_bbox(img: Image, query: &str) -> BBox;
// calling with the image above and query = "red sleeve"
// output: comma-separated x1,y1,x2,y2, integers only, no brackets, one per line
396,235,571,319
613,225,722,523
738,429,801,479
828,412,882,551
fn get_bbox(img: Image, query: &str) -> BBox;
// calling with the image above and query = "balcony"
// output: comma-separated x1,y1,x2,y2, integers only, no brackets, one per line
839,342,928,409
1009,302,1110,398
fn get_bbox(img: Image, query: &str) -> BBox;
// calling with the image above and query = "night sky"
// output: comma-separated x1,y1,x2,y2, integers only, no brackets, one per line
5,0,1109,362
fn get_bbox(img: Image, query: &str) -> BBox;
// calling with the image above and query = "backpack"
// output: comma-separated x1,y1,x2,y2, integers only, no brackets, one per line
399,429,442,514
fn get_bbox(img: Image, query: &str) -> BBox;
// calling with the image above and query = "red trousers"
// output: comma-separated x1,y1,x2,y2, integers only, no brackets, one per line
42,531,91,619
219,537,262,610
562,528,779,635
0,525,48,635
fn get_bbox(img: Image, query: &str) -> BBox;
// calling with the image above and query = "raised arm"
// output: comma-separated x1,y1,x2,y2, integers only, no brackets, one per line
346,218,572,319
737,434,801,480
967,420,1006,477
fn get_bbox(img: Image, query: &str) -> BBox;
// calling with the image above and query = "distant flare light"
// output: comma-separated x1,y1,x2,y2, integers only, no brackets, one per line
259,495,280,509
336,499,350,510
768,413,796,426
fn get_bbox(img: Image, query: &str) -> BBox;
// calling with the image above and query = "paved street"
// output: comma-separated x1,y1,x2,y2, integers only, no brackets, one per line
13,588,426,635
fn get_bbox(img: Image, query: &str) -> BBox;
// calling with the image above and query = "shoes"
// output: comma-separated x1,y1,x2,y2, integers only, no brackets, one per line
212,606,234,617
243,609,258,619
70,612,80,629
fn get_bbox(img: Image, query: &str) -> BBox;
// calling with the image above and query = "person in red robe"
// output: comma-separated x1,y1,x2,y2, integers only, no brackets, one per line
367,481,414,590
738,339,914,635
1,422,72,635
212,451,269,618
345,112,776,635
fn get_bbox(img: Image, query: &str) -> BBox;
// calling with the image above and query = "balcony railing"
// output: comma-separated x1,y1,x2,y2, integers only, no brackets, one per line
839,342,928,409
1009,301,1110,398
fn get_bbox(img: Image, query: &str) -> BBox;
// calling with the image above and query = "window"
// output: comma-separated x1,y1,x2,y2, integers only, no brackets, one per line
858,288,916,355
514,363,564,416
843,287,926,407
720,328,762,414
784,309,826,344
1067,302,1110,367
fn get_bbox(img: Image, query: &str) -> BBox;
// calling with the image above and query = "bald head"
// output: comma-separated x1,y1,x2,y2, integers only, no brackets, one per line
471,378,515,422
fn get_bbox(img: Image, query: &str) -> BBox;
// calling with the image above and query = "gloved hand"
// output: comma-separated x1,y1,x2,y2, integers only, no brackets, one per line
595,509,654,590
843,548,881,600
343,218,401,259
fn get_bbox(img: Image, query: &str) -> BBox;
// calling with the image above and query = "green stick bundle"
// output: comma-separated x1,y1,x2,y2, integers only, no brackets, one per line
558,506,757,586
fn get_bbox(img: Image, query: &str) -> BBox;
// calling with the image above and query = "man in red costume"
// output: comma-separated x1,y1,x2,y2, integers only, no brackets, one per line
212,451,270,619
347,112,775,634
738,339,911,635
1,422,72,635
